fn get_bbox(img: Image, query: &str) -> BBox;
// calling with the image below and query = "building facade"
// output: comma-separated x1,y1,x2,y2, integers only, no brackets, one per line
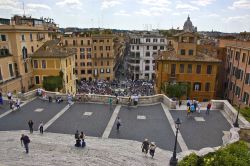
0,15,58,93
155,17,221,101
128,31,167,80
31,40,76,94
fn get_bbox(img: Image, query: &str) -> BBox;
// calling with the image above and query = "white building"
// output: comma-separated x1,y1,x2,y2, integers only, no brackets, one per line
128,31,167,80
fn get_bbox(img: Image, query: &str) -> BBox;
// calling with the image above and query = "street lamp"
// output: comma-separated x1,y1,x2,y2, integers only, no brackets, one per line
170,118,181,166
233,98,241,128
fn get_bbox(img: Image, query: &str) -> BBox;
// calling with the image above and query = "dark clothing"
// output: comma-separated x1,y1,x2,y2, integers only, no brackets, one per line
142,141,149,154
39,126,43,134
20,135,30,153
28,121,33,133
75,132,79,139
150,149,155,157
81,140,86,148
116,122,121,130
75,139,81,147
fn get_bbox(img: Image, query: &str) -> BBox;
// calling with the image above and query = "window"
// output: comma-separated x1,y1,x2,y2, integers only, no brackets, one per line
106,46,110,50
75,62,78,66
147,46,149,50
81,70,85,74
153,38,157,42
187,64,192,73
33,60,38,68
207,65,212,74
101,53,103,58
235,86,241,96
242,53,246,62
196,65,201,74
0,67,2,81
87,53,91,59
87,40,90,45
145,60,150,64
65,40,68,46
87,70,92,74
179,64,184,73
80,48,85,52
24,62,28,73
146,52,150,57
81,40,83,46
100,68,104,73
180,49,185,55
87,62,92,66
160,46,164,50
22,47,28,59
245,73,250,84
42,60,46,68
80,53,85,59
1,34,6,41
94,46,96,50
106,68,110,73
146,38,150,42
193,82,201,91
107,61,109,66
160,39,165,43
75,70,78,74
137,46,139,50
188,50,193,55
152,60,155,64
35,76,40,84
235,51,240,61
100,46,103,50
132,46,134,50
107,53,109,58
87,48,91,52
21,34,25,41
145,66,150,71
66,75,68,83
8,64,14,77
205,83,210,91
73,40,76,46
31,46,34,53
30,33,33,41
153,46,157,50
80,62,85,66
101,61,103,66
243,92,249,105
94,62,97,66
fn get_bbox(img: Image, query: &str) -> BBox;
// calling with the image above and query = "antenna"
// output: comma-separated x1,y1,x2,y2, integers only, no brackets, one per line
23,2,25,16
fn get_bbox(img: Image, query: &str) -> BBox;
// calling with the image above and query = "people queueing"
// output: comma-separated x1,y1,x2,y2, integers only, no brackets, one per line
116,117,121,131
28,120,34,133
141,138,150,156
38,121,44,134
206,102,212,115
20,134,30,153
149,142,157,158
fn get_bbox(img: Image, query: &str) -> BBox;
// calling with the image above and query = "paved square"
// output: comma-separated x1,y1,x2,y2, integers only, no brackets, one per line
34,108,44,112
109,104,181,152
46,103,115,137
169,109,231,150
194,117,205,122
0,100,12,115
0,98,67,131
83,112,93,116
137,115,146,119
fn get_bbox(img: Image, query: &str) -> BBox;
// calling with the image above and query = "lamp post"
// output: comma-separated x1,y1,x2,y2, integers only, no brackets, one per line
233,98,241,128
170,118,181,166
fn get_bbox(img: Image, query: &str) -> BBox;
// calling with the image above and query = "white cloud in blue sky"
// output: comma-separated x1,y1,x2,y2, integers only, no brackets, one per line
0,0,250,32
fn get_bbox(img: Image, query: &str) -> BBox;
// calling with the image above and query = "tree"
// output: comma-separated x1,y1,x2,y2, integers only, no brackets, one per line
162,82,189,99
43,76,63,92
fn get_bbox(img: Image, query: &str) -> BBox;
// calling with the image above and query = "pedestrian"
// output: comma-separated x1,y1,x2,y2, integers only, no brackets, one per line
116,117,121,131
38,121,44,134
75,137,81,147
109,97,112,110
80,131,86,148
149,142,157,158
194,100,197,111
28,120,34,133
187,106,191,116
0,91,3,105
206,102,212,115
141,138,150,156
190,104,195,113
198,102,201,113
20,134,30,153
9,99,15,110
16,98,21,110
75,130,79,139
178,100,182,108
7,91,12,102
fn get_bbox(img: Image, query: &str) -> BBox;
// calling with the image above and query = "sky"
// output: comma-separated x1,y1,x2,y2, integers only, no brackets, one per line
1,0,250,32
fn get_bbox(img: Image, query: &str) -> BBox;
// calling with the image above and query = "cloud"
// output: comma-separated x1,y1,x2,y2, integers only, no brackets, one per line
228,0,250,9
56,0,82,8
207,13,219,17
225,14,250,23
26,3,51,10
190,0,216,6
114,10,131,16
0,0,22,13
101,0,124,9
176,3,200,11
135,6,170,16
138,0,171,7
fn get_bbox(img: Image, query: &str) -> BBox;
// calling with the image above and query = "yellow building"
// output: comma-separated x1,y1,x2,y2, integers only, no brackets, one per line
62,31,124,81
0,15,57,93
31,40,76,94
155,31,221,101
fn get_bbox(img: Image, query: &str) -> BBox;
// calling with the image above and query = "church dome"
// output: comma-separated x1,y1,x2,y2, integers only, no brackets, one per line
183,15,194,32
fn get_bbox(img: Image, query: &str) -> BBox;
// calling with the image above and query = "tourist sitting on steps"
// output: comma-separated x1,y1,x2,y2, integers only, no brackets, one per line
75,138,81,147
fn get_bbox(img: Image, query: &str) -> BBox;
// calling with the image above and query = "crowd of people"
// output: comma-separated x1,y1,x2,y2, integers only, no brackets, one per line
185,99,212,116
77,79,155,97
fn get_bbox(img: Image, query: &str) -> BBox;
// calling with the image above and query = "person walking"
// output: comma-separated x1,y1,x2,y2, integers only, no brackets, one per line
20,134,30,153
16,98,21,110
149,142,157,158
116,117,121,131
38,121,44,134
141,138,150,156
0,91,3,106
80,131,86,148
194,100,197,112
178,100,182,108
187,106,191,116
198,102,201,114
206,102,212,115
28,120,34,133
7,91,12,102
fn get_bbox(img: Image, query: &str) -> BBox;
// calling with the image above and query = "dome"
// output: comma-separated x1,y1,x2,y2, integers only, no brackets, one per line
183,15,194,32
